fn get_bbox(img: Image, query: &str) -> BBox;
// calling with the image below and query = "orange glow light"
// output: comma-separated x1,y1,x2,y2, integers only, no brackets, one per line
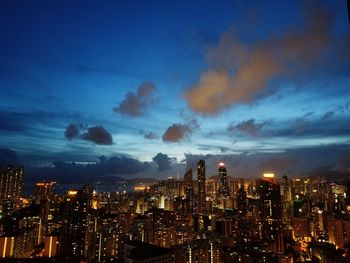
134,186,146,191
36,182,56,186
263,173,275,178
67,190,78,196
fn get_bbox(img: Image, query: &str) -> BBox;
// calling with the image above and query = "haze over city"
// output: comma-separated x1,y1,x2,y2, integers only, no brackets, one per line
0,0,349,183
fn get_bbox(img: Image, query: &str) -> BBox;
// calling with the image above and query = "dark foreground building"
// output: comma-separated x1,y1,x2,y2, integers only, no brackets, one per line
124,240,173,263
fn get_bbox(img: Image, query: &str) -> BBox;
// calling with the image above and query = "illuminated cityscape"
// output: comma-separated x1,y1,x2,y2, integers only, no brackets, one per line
0,163,349,262
0,0,350,262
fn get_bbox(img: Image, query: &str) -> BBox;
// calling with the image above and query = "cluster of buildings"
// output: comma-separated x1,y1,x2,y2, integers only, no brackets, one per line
0,162,350,262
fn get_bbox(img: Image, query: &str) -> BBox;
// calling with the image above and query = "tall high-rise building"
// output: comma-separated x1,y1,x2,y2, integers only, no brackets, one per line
184,169,194,214
35,181,56,203
218,162,229,197
281,175,292,225
0,166,24,200
183,169,193,189
185,187,194,214
258,173,284,253
60,185,93,259
197,160,206,214
237,187,247,215
346,181,350,207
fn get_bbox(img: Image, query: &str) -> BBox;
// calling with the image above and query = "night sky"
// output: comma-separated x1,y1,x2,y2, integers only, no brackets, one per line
0,0,349,182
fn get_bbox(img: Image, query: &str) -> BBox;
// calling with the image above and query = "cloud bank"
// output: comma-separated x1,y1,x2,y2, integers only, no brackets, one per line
0,148,21,166
228,119,269,137
185,144,350,180
27,155,152,184
152,152,176,171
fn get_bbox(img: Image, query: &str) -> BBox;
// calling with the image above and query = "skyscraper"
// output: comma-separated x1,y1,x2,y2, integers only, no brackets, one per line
197,160,206,214
183,169,193,189
218,162,229,197
0,166,24,200
60,185,94,259
258,173,284,252
237,187,247,215
281,175,292,225
184,169,194,214
35,181,56,203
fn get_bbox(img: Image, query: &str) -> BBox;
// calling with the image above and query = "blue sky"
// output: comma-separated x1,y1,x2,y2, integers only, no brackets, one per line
0,0,349,180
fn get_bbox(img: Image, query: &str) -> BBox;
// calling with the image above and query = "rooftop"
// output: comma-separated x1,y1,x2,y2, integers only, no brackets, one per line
125,240,172,260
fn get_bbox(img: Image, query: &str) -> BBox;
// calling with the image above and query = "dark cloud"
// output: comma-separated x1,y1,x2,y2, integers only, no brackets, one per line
308,149,350,183
186,3,350,114
185,152,251,174
271,114,350,137
114,81,156,117
97,155,151,174
144,132,158,140
26,155,151,184
185,144,350,179
259,157,298,174
152,153,176,172
225,113,350,139
81,126,113,145
219,146,232,153
0,112,27,132
228,119,269,137
339,152,350,167
162,120,199,143
197,144,232,153
0,148,21,166
293,111,314,134
308,166,350,183
299,112,314,119
345,102,350,110
64,124,80,140
322,111,335,119
0,111,81,133
64,124,113,145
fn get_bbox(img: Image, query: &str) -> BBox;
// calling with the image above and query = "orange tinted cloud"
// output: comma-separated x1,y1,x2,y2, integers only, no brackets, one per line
186,4,345,114
162,120,199,142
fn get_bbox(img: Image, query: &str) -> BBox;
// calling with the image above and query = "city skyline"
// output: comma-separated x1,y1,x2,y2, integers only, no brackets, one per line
1,160,350,262
0,0,350,181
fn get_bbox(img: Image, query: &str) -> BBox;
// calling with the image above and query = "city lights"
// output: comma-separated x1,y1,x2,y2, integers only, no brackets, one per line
0,160,349,262
0,0,349,262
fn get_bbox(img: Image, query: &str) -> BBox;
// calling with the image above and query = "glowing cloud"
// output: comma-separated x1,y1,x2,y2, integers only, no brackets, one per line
186,4,348,114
